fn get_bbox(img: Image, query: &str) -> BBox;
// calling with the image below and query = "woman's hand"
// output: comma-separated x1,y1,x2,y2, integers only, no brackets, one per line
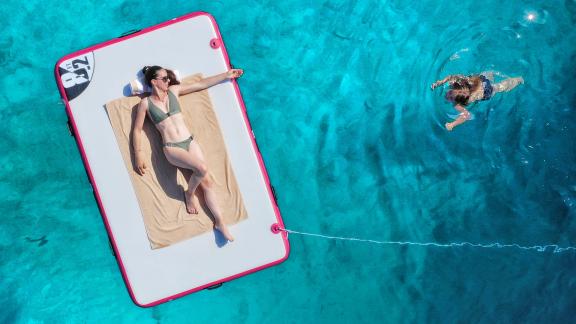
431,80,442,90
135,152,147,175
226,69,244,79
431,76,453,90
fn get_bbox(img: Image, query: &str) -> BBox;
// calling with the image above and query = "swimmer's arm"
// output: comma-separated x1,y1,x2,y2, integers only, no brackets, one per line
172,69,244,96
133,100,148,175
445,104,471,131
431,74,465,90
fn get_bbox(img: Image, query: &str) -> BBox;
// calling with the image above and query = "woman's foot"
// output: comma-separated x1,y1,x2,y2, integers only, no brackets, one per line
481,71,495,82
445,122,454,131
184,190,199,214
215,221,234,242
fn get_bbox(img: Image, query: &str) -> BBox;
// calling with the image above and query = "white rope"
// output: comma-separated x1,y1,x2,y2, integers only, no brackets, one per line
279,228,576,253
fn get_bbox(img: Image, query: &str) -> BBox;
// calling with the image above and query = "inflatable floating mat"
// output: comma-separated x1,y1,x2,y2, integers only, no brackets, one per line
54,12,289,307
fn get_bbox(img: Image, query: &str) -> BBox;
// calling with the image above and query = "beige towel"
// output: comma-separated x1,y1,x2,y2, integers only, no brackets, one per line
105,74,247,249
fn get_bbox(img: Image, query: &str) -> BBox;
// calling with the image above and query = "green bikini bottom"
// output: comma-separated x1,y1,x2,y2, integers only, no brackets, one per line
164,136,194,151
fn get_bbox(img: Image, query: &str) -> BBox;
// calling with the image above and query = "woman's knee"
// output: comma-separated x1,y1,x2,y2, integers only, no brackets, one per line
194,163,208,178
201,175,214,188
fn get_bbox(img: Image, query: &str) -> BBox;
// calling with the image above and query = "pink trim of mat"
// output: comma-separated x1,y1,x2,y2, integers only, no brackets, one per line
54,11,289,307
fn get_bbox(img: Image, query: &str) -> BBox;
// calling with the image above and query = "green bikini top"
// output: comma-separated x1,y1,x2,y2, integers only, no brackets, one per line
147,90,181,124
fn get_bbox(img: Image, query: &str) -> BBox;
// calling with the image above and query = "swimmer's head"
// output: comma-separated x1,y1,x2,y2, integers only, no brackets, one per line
451,79,471,90
445,89,470,106
445,78,471,105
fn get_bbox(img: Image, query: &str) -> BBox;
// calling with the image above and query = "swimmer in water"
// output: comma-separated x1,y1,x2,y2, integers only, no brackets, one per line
431,72,524,131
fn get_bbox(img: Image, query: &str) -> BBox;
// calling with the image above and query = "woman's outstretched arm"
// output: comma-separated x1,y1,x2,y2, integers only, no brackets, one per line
445,104,471,131
172,69,244,96
431,74,465,90
132,99,148,175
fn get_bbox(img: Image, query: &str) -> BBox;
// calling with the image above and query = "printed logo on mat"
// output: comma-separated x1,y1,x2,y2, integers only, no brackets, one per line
58,53,95,101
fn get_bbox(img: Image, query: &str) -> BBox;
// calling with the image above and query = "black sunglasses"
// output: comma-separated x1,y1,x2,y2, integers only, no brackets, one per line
155,76,170,82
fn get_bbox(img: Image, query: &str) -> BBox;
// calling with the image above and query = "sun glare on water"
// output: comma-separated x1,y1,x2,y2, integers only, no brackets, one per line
521,8,547,25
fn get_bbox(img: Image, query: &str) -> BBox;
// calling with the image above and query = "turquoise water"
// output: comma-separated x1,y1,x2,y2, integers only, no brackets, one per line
1,0,576,322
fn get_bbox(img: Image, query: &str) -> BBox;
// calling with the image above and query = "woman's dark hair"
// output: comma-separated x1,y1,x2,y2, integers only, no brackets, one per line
445,90,469,106
142,66,181,86
451,78,471,90
142,65,162,86
165,69,180,86
445,77,471,105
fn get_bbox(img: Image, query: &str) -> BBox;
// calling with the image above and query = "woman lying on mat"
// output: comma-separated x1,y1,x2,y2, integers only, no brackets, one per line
132,65,243,242
431,71,523,131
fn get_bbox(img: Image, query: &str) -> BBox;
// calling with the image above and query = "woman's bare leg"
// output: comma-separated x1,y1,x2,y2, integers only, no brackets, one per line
480,71,495,82
480,70,514,82
164,142,234,241
200,176,234,241
493,77,524,93
163,142,208,214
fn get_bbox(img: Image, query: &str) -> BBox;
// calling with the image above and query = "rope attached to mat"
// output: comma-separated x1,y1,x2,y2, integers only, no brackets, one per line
278,227,576,254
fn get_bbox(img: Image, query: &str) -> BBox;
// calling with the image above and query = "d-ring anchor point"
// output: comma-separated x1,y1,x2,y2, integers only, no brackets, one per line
271,224,281,234
210,38,221,49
